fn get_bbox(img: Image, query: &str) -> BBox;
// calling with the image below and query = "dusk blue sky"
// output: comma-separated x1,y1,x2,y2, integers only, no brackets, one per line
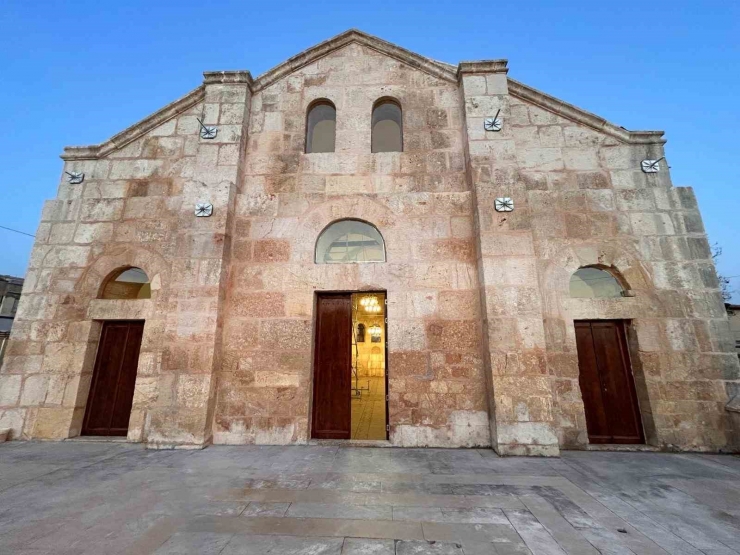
1,1,738,300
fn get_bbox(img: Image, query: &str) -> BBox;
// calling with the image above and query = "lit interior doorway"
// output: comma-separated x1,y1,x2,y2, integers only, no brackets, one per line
351,292,387,440
311,291,388,440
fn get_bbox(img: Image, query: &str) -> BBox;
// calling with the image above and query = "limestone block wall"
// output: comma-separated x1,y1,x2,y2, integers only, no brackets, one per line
458,62,739,453
0,78,251,446
215,42,490,447
1,29,736,453
460,65,558,456
504,87,740,451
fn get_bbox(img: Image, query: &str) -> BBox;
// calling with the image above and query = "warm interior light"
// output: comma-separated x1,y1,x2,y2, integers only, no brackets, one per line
369,324,382,338
360,296,381,312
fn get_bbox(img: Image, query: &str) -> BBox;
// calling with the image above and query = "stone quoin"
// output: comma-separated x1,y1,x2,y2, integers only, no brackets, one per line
0,30,737,455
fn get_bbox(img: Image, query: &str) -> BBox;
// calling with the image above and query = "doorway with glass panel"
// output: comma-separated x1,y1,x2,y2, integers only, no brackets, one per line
311,291,388,440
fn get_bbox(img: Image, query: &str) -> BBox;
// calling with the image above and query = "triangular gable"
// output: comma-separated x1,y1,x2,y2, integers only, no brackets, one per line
508,79,665,145
251,29,458,91
62,29,664,160
62,86,205,160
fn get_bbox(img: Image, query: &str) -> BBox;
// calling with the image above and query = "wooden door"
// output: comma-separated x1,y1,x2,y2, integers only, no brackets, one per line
575,320,644,444
82,321,144,436
312,294,352,439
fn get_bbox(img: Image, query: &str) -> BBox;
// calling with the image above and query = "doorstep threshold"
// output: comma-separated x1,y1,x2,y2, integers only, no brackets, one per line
65,436,129,443
584,444,660,452
309,439,393,448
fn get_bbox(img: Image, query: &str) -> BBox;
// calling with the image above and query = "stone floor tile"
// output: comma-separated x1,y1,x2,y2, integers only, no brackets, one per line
488,543,535,554
242,477,311,490
516,495,599,555
192,502,248,516
438,507,510,525
395,539,465,554
1,445,739,554
421,521,522,544
187,515,426,541
341,537,395,554
153,531,234,554
287,502,393,520
393,506,445,522
222,534,343,554
309,477,383,492
242,501,290,517
504,510,567,555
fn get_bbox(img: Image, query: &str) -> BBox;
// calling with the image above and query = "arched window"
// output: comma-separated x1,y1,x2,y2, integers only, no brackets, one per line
569,267,624,298
100,267,151,299
371,99,402,153
305,100,336,153
357,323,366,343
315,219,385,264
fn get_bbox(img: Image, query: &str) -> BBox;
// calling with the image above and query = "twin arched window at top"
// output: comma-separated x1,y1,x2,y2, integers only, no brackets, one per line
305,99,402,154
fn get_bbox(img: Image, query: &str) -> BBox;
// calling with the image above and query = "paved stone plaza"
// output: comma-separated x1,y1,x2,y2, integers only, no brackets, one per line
1,443,739,554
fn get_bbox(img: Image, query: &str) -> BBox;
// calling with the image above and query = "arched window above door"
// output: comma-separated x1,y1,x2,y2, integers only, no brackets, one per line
305,100,336,153
100,267,151,299
371,99,402,153
315,219,385,264
569,267,625,298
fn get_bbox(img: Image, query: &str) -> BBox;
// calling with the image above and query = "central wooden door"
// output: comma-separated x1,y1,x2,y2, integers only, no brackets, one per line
82,320,144,436
575,320,644,444
312,294,352,439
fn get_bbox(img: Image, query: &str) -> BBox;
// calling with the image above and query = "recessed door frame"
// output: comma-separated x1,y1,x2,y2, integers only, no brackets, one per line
82,319,145,437
575,319,645,445
309,290,389,441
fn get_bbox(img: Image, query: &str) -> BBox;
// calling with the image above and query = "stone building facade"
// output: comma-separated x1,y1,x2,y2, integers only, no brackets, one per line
0,30,738,455
0,275,24,365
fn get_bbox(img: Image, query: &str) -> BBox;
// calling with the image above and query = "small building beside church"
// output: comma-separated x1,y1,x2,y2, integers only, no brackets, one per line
0,275,24,365
0,30,737,455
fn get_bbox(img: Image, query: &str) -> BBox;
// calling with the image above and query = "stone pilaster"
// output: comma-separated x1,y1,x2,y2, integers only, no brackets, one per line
145,74,253,447
460,61,559,456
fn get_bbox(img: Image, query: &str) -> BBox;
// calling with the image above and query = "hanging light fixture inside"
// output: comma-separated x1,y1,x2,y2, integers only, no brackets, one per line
359,295,381,313
369,324,382,338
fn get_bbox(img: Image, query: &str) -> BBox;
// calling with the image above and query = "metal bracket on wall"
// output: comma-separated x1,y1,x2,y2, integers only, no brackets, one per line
65,171,84,184
641,157,665,173
197,118,218,140
194,202,213,217
484,109,503,132
494,197,514,212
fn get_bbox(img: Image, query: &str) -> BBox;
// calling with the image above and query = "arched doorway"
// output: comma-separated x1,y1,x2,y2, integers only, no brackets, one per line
570,266,644,444
82,267,150,436
312,220,388,441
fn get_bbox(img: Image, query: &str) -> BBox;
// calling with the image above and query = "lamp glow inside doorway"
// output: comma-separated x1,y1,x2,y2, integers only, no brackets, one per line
350,292,387,440
359,295,382,313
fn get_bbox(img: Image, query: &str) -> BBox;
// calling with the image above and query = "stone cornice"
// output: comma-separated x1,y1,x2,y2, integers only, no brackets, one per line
508,78,666,145
457,60,509,79
251,29,458,92
203,71,254,86
61,86,205,160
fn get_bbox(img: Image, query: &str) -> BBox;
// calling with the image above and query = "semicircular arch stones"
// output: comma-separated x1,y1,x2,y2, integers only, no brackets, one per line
77,246,169,299
540,242,653,316
287,197,400,292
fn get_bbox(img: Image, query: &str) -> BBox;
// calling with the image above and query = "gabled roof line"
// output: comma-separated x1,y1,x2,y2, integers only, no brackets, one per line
507,78,665,145
251,29,458,92
61,85,205,160
61,30,665,159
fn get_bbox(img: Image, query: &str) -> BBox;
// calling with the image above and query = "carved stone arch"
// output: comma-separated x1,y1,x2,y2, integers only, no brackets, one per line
77,246,169,300
541,242,660,450
540,242,653,314
291,196,397,262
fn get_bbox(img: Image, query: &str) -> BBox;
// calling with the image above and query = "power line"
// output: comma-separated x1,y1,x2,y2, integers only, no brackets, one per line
0,225,34,238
